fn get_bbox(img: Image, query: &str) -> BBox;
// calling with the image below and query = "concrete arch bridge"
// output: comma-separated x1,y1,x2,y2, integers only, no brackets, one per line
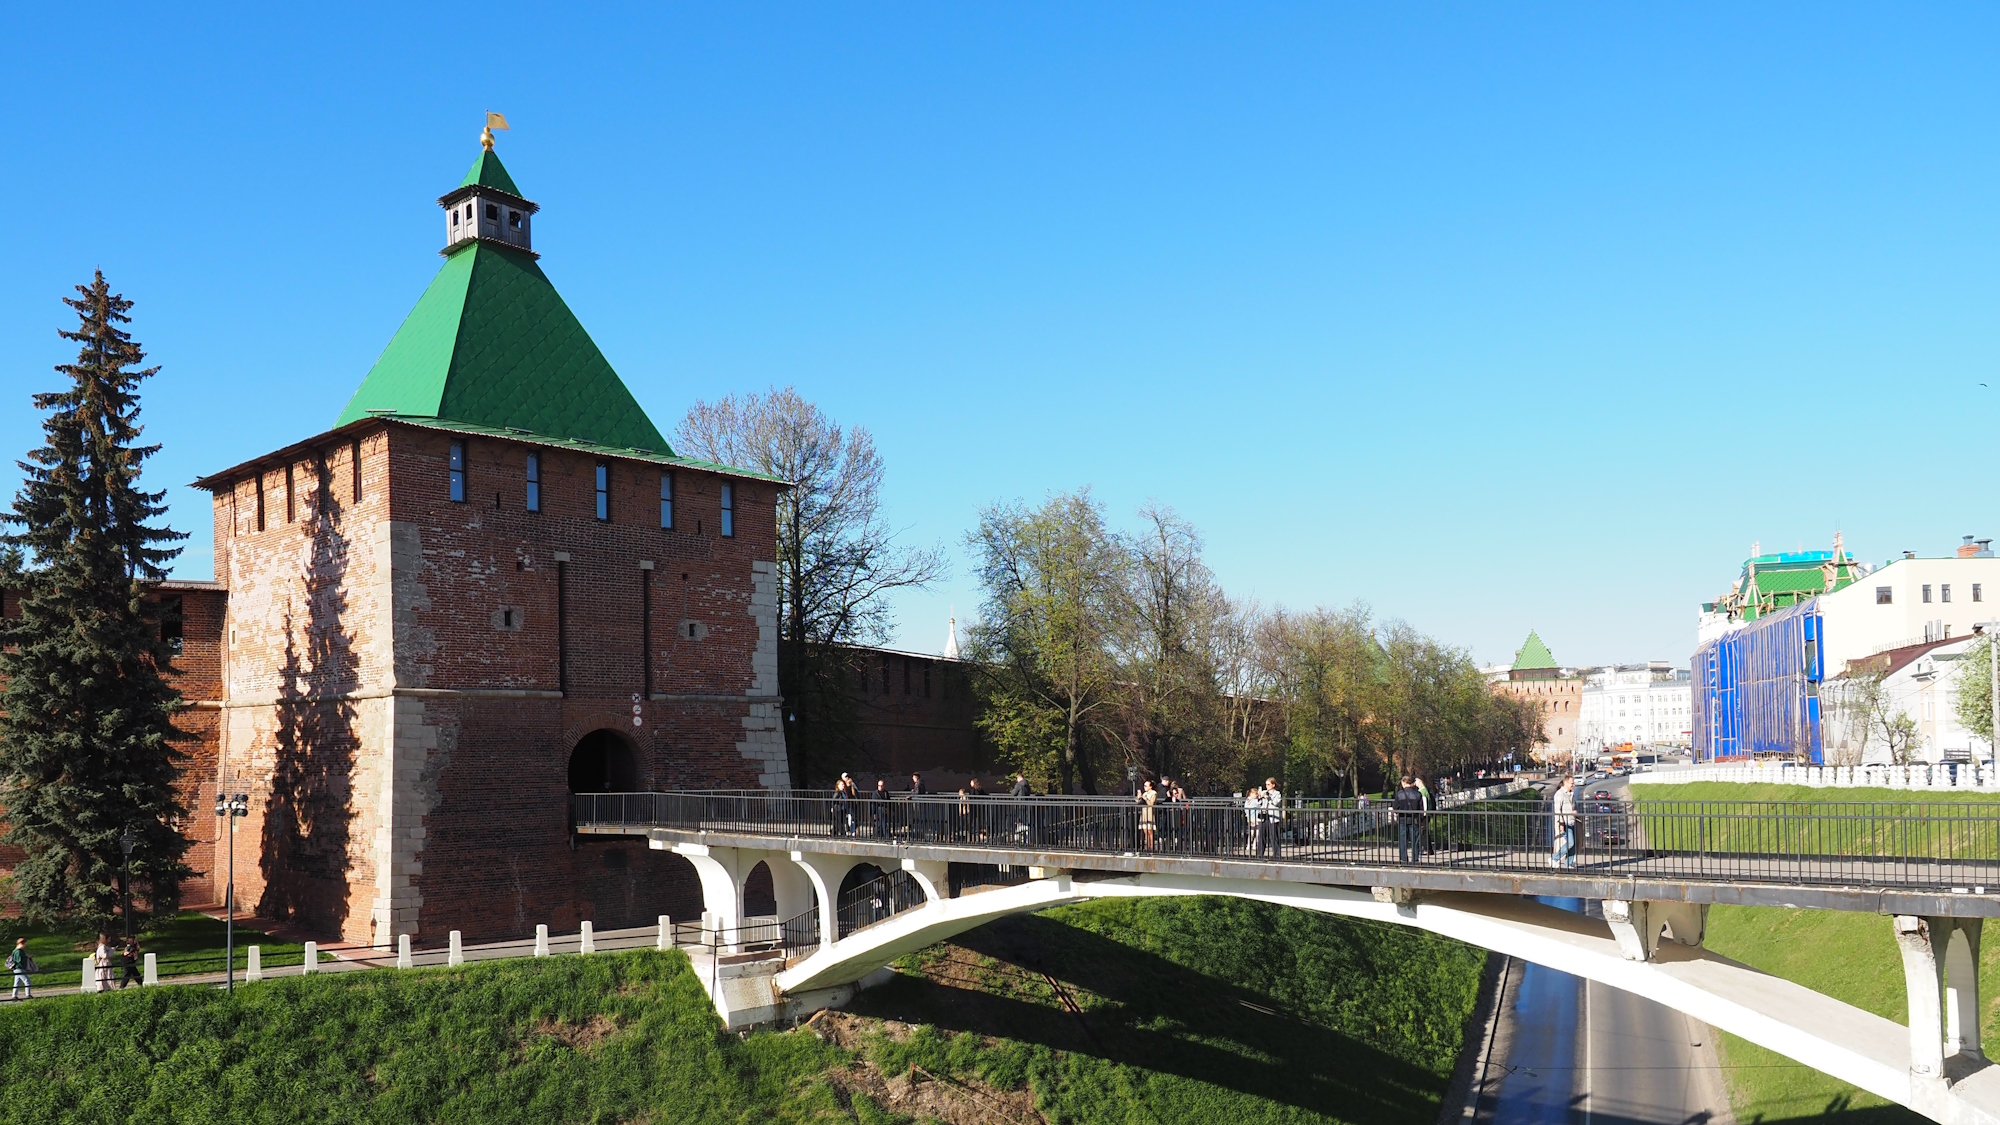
576,787,2000,1124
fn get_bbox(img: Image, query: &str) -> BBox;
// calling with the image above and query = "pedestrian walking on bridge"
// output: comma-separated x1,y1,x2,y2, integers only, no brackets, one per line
1393,776,1427,863
1259,777,1284,857
1550,775,1578,868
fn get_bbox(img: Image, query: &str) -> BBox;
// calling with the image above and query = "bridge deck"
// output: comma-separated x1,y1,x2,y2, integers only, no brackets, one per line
576,789,2000,917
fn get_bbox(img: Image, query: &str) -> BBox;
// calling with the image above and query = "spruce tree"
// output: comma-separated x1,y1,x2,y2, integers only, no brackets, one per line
0,272,191,928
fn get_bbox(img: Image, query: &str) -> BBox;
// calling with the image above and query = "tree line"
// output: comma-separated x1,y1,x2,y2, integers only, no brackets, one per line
963,490,1543,795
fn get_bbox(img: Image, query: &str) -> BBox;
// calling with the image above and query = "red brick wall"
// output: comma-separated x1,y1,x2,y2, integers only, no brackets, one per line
2,420,778,942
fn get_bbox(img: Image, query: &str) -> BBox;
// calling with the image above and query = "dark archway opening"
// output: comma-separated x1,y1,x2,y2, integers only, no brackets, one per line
568,728,641,793
743,861,777,917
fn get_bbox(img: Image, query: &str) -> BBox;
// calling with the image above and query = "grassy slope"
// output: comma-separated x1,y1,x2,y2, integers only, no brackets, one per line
849,896,1485,1124
0,948,848,1125
1636,781,2000,805
1704,906,1999,1122
0,897,1487,1125
3,912,307,990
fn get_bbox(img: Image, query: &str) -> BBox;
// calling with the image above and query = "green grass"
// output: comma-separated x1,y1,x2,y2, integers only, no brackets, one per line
2,912,308,991
1632,782,2000,860
0,947,852,1125
1704,904,2000,1123
0,898,1488,1123
847,895,1486,1124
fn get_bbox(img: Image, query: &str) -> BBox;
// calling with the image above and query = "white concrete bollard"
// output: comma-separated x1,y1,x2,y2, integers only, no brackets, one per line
302,941,317,975
448,930,463,967
246,945,262,983
397,933,412,969
580,921,595,955
82,955,99,993
658,915,671,950
143,952,157,986
535,924,549,957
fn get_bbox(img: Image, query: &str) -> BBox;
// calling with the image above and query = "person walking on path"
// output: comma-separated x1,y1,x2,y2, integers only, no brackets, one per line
832,775,855,837
906,772,928,840
1136,779,1159,850
1414,775,1434,854
6,938,34,1000
1394,776,1427,863
870,778,890,837
1242,784,1264,854
1550,775,1578,868
93,934,112,993
119,939,142,989
1259,777,1284,857
1009,773,1031,845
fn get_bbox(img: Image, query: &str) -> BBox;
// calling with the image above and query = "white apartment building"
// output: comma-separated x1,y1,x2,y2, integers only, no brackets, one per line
1579,662,1693,750
1821,635,1990,764
1813,553,2000,673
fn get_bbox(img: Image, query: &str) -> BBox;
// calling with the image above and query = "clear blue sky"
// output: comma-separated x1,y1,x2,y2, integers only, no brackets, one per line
4,5,1997,669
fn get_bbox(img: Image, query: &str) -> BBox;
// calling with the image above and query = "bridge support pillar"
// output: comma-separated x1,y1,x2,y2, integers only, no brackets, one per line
674,843,749,951
1888,912,1984,1088
789,850,871,950
1604,900,1707,961
902,858,951,902
1894,915,1985,1086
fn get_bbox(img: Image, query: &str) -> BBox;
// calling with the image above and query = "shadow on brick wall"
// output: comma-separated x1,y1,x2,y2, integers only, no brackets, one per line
259,457,360,935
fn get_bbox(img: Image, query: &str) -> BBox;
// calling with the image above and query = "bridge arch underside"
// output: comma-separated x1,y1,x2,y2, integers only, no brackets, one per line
759,873,2000,1125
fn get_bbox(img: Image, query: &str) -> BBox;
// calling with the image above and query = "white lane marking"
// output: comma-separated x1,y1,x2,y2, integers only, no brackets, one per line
1583,975,1593,1125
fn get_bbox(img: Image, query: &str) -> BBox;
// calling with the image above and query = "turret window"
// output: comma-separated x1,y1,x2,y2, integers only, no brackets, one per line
526,453,541,512
449,442,467,502
660,472,674,529
485,204,498,220
720,482,734,537
595,463,609,520
509,210,522,229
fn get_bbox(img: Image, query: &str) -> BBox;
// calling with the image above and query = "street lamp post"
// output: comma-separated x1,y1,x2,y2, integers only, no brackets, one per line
214,790,248,991
117,826,136,944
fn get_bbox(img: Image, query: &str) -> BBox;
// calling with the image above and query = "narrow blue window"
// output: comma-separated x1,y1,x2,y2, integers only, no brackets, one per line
525,453,540,512
448,442,466,502
660,471,674,529
720,481,734,538
595,463,609,521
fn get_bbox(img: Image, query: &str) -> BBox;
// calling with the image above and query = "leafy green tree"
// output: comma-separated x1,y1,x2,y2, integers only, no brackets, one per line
1119,505,1231,790
966,490,1129,794
1261,604,1382,796
0,273,190,928
1953,637,1998,752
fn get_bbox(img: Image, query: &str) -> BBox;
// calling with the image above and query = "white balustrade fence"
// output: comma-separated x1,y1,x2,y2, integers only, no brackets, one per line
1631,761,2000,791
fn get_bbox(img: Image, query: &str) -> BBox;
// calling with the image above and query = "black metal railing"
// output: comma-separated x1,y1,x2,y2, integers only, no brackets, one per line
573,789,2000,892
836,869,927,938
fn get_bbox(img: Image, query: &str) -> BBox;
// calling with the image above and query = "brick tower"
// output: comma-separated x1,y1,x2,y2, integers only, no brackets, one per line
190,135,790,945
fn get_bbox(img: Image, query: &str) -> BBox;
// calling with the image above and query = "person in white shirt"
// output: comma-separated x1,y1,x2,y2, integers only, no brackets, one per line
1550,776,1578,868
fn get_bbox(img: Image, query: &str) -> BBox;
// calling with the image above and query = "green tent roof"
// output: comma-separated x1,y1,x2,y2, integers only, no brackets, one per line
334,240,671,453
1512,630,1558,671
459,149,524,197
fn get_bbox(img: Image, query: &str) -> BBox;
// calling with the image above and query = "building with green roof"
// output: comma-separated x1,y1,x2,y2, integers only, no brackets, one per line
184,131,792,951
1493,630,1583,762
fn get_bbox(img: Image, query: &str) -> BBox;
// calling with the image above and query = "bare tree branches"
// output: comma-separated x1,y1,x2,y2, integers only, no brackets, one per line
676,387,945,784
